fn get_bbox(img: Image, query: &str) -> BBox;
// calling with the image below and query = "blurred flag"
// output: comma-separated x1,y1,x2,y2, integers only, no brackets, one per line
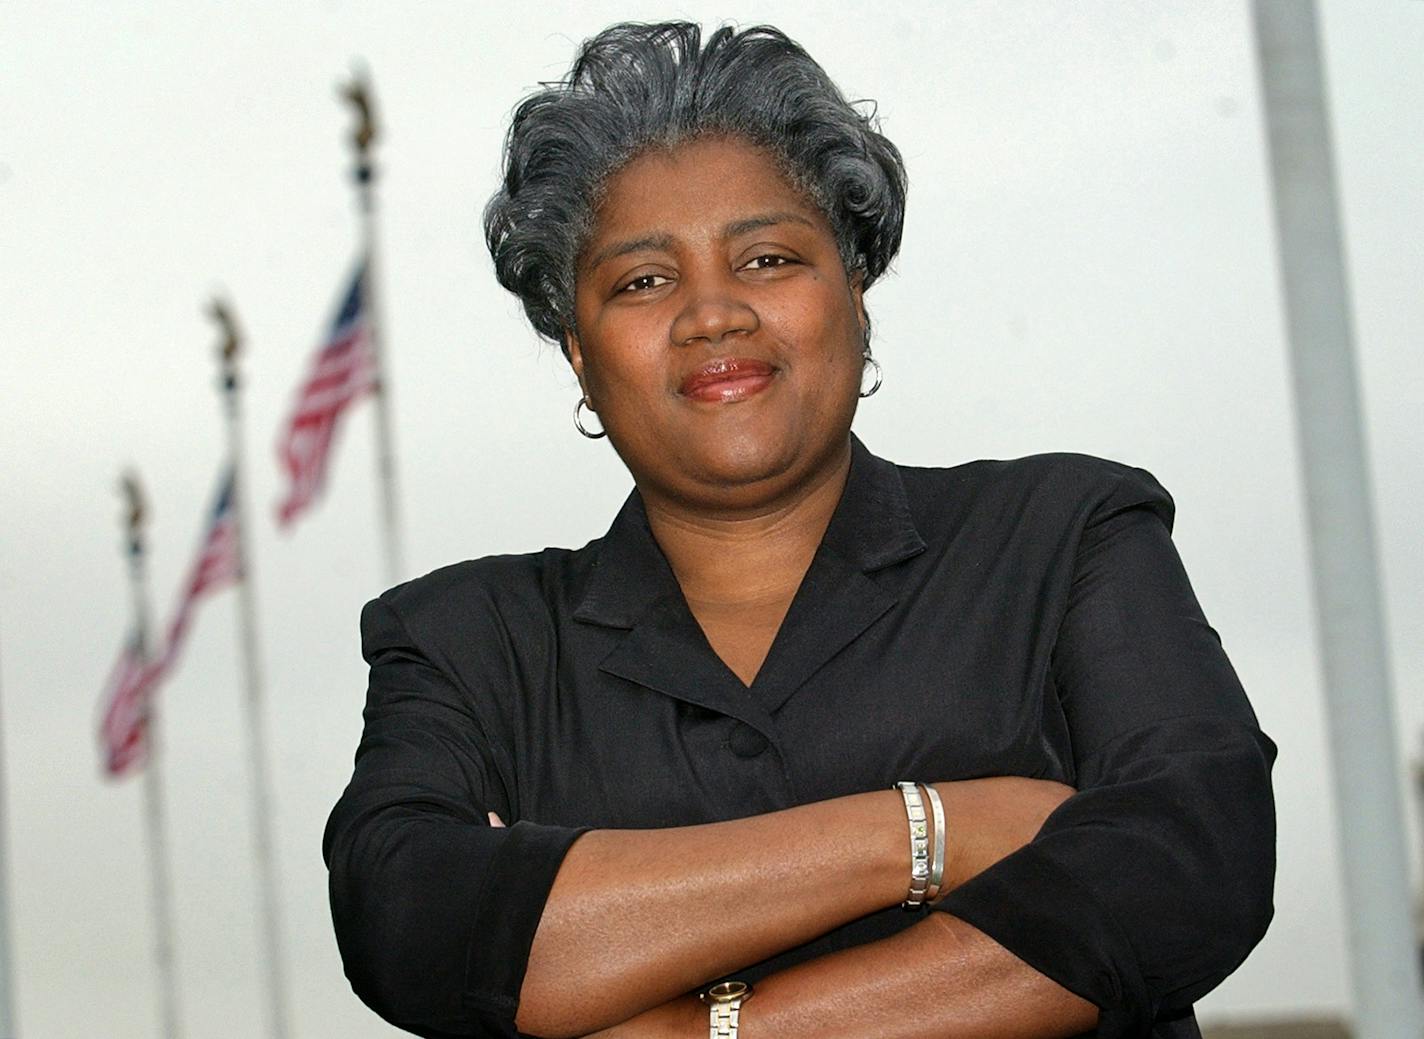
98,467,240,777
275,258,377,527
159,466,241,657
98,639,157,777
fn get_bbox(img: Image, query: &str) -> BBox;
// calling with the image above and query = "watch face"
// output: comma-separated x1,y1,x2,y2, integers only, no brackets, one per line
706,981,749,1003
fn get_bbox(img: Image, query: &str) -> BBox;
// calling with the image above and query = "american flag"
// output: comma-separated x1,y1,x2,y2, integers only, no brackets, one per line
99,467,241,777
275,258,377,527
157,467,240,660
98,640,158,777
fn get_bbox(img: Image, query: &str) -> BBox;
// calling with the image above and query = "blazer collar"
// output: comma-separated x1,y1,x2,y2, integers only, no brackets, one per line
818,435,927,573
572,435,926,630
572,436,929,728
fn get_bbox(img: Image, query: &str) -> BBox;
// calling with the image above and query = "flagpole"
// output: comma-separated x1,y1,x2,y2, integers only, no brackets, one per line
1252,4,1424,1035
342,71,405,587
121,472,184,1039
0,636,15,1039
209,301,291,1039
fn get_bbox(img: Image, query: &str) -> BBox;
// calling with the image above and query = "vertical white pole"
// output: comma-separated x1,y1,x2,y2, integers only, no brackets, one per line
360,192,404,589
344,72,404,589
139,763,182,1039
0,638,15,1039
123,473,184,1039
1251,3,1424,1036
211,303,291,1039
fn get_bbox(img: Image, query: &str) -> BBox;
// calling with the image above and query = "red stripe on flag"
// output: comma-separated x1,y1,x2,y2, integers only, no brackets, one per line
275,262,377,528
98,645,159,777
97,467,242,777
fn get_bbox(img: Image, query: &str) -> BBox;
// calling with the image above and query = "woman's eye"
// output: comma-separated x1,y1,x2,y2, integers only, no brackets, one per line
746,254,792,270
620,273,669,293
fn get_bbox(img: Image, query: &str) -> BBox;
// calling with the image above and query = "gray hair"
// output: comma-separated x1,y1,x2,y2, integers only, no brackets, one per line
483,21,908,352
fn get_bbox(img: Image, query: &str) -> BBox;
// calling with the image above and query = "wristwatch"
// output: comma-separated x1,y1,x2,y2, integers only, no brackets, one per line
701,980,753,1039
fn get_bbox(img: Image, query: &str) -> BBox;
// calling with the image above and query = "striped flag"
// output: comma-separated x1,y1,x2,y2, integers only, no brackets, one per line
159,466,241,659
98,640,158,777
99,467,241,777
275,258,377,527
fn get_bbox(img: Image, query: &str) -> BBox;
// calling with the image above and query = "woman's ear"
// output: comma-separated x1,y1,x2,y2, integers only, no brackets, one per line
849,271,868,342
565,329,588,397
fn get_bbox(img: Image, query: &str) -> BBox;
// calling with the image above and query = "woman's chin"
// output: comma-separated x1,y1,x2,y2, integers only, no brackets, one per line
666,438,847,510
610,406,854,510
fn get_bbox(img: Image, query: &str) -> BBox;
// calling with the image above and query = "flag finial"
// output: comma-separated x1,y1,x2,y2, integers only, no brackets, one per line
120,468,146,556
208,297,241,392
340,68,378,186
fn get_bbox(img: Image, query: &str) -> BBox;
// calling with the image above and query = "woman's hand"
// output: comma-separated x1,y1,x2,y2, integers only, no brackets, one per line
933,777,1074,892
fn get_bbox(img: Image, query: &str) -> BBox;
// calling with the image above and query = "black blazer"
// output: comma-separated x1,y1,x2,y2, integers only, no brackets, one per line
324,437,1276,1038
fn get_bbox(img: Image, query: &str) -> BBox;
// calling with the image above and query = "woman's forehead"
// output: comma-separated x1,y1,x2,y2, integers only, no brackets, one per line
585,137,830,258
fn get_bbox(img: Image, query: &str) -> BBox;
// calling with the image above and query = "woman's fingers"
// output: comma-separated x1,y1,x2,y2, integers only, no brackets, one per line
489,812,506,827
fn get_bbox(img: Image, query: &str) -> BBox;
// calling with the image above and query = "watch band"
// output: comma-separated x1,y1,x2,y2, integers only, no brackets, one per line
894,780,931,907
703,980,752,1039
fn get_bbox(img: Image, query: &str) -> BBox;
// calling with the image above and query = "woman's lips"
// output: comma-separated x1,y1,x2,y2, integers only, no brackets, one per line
678,358,777,402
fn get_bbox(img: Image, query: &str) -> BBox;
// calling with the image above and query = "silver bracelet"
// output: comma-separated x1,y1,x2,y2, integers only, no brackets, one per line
920,783,947,903
894,781,930,908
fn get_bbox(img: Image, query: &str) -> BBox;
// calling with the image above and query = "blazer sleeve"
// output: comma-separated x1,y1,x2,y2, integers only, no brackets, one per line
323,592,586,1038
933,464,1277,1038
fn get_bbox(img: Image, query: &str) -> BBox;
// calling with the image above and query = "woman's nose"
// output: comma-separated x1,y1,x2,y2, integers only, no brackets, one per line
670,276,759,346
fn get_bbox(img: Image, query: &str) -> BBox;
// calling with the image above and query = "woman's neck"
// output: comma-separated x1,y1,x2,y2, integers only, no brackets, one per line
642,444,852,614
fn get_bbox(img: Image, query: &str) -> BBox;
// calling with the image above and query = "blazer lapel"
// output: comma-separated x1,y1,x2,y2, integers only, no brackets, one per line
749,550,899,715
751,439,927,715
597,595,776,733
571,438,926,730
573,488,775,734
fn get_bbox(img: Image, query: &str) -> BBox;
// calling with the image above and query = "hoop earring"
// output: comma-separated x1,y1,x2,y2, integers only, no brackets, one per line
859,353,883,398
574,396,607,439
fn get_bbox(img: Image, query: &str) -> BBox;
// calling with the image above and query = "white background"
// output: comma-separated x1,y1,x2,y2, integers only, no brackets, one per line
1,1,1421,1035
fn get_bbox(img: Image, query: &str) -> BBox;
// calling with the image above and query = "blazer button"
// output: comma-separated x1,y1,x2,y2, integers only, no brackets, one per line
728,722,769,759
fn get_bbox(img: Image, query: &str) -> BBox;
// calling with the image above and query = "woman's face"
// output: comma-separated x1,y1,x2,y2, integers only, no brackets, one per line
568,135,867,513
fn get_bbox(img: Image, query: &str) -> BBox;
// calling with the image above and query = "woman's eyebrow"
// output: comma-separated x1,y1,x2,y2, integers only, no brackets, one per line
585,233,674,271
723,211,816,238
585,212,814,271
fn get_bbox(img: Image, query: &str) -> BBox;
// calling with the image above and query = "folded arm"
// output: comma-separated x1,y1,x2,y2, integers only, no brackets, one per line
516,778,1074,1036
554,470,1277,1039
932,470,1276,1037
588,914,1096,1039
324,597,1072,1039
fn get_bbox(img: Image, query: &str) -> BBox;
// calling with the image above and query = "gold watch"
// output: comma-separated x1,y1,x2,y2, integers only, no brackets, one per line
701,980,753,1039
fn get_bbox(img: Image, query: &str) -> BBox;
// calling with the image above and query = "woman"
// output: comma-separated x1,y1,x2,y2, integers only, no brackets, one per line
324,22,1275,1039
